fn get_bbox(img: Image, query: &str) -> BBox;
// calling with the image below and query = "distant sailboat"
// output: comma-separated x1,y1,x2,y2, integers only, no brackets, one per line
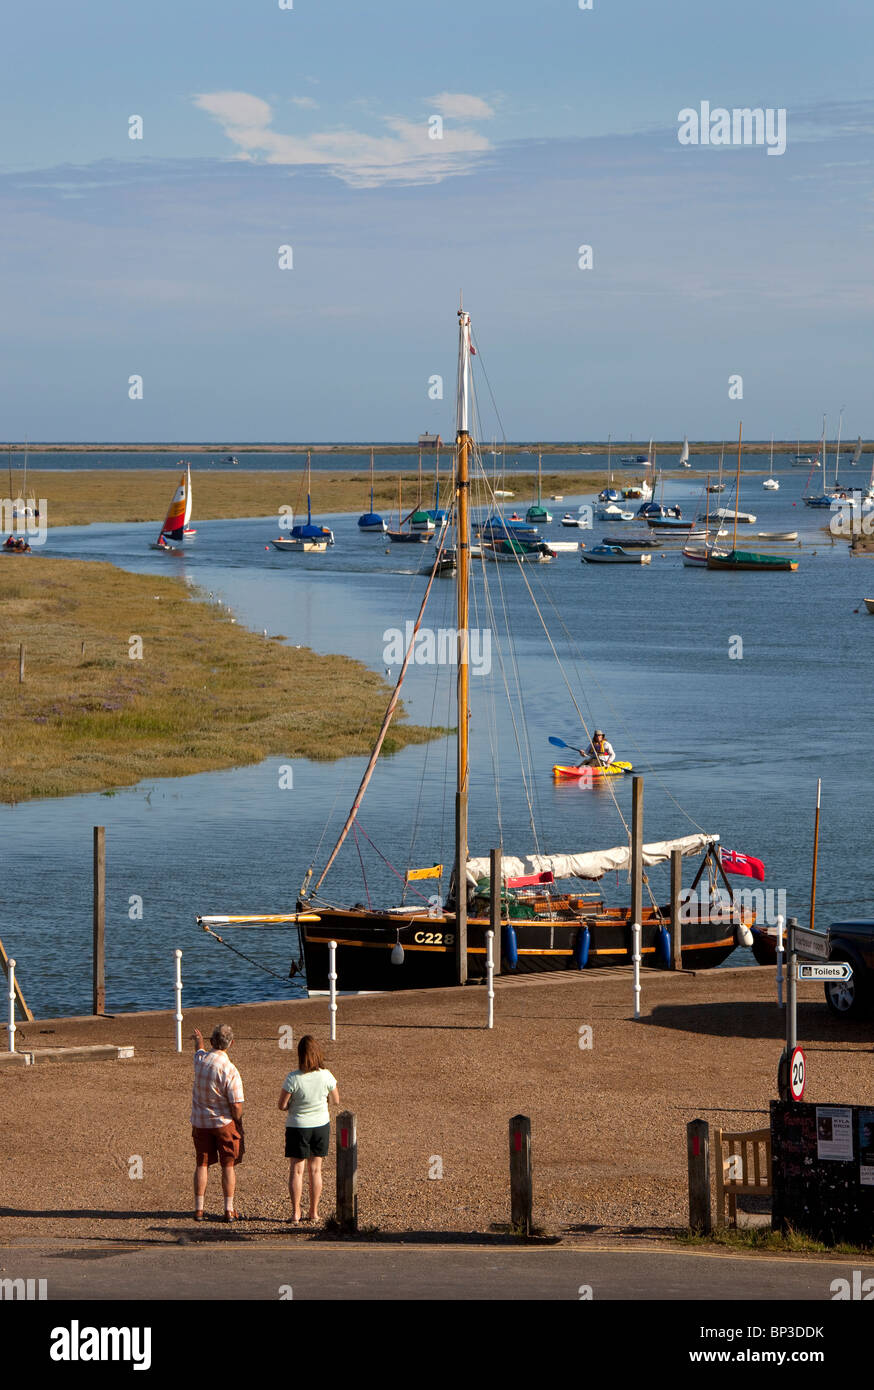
679,435,690,468
707,425,798,571
762,436,779,490
183,463,196,534
358,449,386,533
526,451,553,523
850,435,863,467
271,451,335,552
150,469,190,551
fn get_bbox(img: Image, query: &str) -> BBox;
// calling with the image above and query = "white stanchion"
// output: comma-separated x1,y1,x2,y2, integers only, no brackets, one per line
486,930,495,1030
174,949,183,1053
775,915,785,1008
328,940,338,1041
632,923,642,1019
7,958,16,1053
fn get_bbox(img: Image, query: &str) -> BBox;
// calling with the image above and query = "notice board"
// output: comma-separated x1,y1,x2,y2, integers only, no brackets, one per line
771,1100,874,1245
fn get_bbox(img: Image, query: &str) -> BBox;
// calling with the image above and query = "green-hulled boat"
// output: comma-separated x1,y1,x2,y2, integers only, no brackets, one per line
706,549,798,572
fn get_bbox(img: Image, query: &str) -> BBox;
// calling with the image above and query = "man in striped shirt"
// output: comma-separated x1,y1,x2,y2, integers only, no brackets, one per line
190,1023,245,1222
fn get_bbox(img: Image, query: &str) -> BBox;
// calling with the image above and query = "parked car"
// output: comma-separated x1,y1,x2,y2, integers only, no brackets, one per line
823,921,874,1018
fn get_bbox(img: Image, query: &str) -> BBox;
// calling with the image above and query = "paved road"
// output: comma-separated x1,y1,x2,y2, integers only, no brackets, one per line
1,1242,867,1301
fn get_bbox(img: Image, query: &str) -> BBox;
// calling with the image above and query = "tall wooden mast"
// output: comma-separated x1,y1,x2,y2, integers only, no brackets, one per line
454,304,472,983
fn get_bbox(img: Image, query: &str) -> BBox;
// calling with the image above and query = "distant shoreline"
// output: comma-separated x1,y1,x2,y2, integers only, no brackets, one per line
2,441,864,456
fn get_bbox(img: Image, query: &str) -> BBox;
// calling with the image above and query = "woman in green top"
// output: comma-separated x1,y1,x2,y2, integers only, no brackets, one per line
277,1034,340,1225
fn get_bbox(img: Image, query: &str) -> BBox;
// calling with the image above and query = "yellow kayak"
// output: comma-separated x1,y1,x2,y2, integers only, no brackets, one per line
552,762,632,780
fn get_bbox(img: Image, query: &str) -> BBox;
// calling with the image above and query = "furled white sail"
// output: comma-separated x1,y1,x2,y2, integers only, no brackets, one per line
466,833,717,886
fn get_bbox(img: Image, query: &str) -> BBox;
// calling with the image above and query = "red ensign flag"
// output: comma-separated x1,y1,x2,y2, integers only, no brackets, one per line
721,850,766,881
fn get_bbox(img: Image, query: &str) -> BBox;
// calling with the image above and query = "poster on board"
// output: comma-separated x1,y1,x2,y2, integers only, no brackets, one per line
816,1107,854,1161
859,1110,874,1186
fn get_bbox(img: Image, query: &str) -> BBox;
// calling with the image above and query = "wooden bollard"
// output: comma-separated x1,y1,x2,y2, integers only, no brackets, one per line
336,1110,358,1233
669,848,683,971
686,1118,712,1234
509,1113,533,1236
93,827,106,1016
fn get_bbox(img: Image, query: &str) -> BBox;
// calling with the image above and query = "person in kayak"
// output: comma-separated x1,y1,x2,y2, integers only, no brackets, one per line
578,730,615,767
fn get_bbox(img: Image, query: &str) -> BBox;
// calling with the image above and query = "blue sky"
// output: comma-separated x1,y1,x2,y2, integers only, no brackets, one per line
1,0,872,441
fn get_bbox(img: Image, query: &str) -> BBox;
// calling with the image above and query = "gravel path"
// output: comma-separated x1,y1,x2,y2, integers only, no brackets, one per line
1,967,870,1242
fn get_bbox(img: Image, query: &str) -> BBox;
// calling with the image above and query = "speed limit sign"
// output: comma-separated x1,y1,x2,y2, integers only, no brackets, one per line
789,1045,806,1101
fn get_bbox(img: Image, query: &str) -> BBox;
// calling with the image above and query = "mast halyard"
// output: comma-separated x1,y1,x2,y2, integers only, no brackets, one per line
454,306,472,984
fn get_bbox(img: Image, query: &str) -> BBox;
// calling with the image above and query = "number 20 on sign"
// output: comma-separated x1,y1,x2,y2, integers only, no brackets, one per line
789,1045,806,1101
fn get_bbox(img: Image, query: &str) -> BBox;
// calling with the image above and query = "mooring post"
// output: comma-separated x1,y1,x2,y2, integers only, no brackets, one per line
328,940,338,1042
509,1113,533,1236
486,931,495,1029
786,916,798,1055
631,776,643,1016
775,914,785,1008
669,848,683,971
18,644,24,684
174,949,183,1053
489,846,502,979
92,826,105,1016
687,1118,712,1234
6,958,15,1053
336,1110,358,1233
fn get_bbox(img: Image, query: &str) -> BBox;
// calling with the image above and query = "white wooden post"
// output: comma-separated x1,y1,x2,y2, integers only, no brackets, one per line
632,922,642,1019
486,930,495,1030
329,940,338,1041
6,958,15,1053
174,949,183,1053
775,915,785,1008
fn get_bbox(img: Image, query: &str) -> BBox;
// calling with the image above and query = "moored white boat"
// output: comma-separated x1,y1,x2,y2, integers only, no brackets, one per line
581,544,652,564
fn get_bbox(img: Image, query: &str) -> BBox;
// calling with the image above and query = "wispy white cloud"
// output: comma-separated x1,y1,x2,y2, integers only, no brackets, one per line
193,90,493,188
290,96,318,110
428,92,495,120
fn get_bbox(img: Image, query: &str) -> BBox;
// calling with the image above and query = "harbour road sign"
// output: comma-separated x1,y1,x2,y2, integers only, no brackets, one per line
791,925,829,959
789,1045,806,1102
797,961,853,982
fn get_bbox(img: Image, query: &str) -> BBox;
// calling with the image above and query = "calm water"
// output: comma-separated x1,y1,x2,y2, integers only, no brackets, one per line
4,471,871,1017
7,447,832,477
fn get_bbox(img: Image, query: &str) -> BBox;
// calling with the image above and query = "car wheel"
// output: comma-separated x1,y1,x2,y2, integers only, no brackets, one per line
824,956,870,1018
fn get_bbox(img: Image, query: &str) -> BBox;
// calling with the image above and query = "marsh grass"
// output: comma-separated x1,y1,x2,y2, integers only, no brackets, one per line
19,469,610,529
677,1226,873,1256
0,558,441,803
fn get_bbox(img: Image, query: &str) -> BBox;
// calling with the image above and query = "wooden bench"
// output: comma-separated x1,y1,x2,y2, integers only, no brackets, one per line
714,1126,772,1228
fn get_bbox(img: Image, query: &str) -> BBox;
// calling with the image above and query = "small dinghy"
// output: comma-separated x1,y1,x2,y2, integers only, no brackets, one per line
712,507,756,524
597,503,634,521
864,598,874,614
150,467,191,550
560,513,582,527
602,534,660,548
756,530,797,541
581,545,652,564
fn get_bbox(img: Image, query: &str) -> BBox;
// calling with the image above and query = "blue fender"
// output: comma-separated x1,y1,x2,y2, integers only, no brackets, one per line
656,924,671,965
574,924,591,970
501,921,518,970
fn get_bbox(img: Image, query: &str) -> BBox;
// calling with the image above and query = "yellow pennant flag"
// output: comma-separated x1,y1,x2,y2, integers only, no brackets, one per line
406,864,444,882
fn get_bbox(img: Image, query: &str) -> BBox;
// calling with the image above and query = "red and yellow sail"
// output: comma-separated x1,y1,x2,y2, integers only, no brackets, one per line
160,473,187,541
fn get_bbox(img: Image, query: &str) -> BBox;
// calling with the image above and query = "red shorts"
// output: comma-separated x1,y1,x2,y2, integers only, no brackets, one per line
192,1120,244,1168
